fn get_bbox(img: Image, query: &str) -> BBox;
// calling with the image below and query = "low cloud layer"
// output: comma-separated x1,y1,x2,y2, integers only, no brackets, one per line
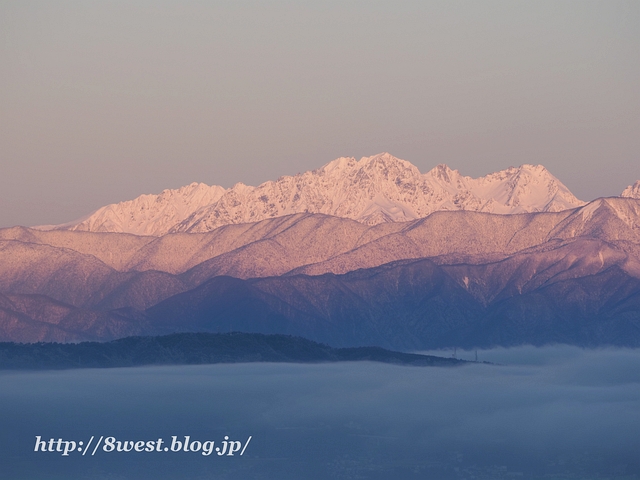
1,346,639,479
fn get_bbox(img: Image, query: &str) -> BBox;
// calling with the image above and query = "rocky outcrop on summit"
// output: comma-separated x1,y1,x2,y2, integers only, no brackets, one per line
46,153,585,235
622,180,640,199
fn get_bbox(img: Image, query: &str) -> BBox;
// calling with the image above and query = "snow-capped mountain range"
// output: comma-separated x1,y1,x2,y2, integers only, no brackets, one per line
44,153,614,236
49,182,227,236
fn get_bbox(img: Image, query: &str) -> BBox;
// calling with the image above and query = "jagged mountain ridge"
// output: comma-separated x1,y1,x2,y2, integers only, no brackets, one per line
622,180,640,199
172,154,585,233
46,153,585,235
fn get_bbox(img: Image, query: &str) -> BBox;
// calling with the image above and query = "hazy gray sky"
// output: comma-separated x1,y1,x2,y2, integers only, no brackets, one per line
1,0,638,227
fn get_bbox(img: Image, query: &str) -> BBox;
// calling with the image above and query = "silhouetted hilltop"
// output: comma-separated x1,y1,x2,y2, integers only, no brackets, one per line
0,332,465,370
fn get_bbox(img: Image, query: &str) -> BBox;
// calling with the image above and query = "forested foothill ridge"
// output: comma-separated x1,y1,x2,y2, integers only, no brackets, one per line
0,332,466,370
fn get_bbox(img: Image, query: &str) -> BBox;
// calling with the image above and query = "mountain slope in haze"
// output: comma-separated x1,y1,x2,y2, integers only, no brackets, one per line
44,153,585,235
3,241,639,347
2,198,640,315
0,239,195,311
0,292,146,343
292,197,640,276
2,195,640,347
0,226,154,271
16,198,640,279
143,260,640,350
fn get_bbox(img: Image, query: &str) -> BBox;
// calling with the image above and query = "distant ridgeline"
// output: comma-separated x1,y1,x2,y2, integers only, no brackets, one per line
40,153,586,235
0,333,465,370
1,154,640,349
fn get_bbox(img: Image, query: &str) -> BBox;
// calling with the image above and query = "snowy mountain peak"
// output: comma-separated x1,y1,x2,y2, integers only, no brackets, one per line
57,182,227,236
622,181,640,199
320,156,357,174
428,163,459,183
46,153,586,235
362,151,414,167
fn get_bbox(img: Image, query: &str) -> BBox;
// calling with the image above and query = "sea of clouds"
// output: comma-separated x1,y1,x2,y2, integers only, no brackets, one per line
1,345,639,479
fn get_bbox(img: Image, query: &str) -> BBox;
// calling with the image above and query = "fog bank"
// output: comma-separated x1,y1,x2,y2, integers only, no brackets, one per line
1,346,639,479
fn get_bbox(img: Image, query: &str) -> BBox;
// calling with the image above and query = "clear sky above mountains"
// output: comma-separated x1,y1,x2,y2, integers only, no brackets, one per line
1,0,638,228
